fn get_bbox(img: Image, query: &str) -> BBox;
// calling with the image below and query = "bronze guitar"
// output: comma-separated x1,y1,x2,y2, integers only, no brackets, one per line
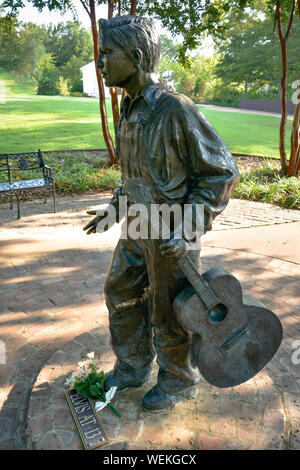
123,177,283,388
173,259,283,388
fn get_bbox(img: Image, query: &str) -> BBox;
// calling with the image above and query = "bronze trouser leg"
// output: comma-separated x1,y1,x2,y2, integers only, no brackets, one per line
147,239,201,392
104,237,155,370
104,236,200,390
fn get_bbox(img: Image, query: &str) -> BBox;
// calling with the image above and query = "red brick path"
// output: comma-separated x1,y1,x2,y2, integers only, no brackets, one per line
0,194,299,450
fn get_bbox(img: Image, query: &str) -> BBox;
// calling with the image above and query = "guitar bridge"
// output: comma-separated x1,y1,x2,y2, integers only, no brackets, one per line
220,324,249,351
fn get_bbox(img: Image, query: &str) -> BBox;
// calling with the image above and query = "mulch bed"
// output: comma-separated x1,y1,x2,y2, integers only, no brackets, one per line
232,154,280,173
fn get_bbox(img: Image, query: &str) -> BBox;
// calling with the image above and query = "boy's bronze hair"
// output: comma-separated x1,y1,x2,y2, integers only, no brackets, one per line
99,15,161,73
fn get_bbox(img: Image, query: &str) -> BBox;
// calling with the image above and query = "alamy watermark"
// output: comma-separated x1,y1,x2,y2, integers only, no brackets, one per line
291,80,300,105
0,340,6,365
291,340,300,365
96,197,204,250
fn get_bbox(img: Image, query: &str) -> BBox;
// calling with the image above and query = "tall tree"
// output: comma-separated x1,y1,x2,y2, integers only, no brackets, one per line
215,9,299,100
3,0,117,163
44,21,93,69
74,0,116,163
270,0,300,175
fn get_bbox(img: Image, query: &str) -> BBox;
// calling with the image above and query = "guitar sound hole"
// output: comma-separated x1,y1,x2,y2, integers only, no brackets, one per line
208,303,228,323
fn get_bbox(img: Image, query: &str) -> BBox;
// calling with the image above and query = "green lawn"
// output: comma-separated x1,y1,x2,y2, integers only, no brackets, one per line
0,72,293,157
198,106,292,158
0,72,115,153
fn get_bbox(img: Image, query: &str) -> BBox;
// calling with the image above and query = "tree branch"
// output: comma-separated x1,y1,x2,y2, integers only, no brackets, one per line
276,1,284,45
79,0,91,19
284,0,296,41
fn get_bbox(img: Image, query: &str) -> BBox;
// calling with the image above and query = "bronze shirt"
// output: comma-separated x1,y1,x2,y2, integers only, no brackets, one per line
114,83,240,233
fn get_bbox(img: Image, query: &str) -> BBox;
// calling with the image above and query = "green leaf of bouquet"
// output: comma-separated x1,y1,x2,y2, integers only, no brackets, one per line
97,376,106,388
90,384,99,397
89,372,98,384
75,383,91,398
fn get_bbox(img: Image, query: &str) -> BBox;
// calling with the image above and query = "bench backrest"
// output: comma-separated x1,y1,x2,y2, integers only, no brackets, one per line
0,151,44,172
0,151,45,183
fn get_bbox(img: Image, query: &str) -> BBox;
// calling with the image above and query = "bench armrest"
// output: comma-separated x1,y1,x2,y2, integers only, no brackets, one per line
43,165,53,181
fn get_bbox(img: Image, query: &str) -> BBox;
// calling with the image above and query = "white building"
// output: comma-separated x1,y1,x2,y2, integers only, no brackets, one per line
80,61,111,98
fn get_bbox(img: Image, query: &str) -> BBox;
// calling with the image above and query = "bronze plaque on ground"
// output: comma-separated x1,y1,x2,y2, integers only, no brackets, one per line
65,389,108,450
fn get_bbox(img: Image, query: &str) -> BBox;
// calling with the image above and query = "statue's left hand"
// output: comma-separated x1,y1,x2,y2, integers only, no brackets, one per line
159,237,187,260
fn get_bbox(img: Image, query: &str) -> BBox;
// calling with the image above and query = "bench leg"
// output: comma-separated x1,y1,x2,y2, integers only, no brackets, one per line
16,192,20,219
52,185,56,213
44,192,47,204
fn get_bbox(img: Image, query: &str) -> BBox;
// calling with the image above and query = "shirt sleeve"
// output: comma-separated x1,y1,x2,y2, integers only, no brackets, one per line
174,104,240,233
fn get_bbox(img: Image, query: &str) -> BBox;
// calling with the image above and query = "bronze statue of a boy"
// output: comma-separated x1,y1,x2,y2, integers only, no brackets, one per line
84,15,239,411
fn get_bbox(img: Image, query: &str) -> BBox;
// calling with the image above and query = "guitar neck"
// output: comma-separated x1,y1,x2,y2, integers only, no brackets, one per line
178,255,219,310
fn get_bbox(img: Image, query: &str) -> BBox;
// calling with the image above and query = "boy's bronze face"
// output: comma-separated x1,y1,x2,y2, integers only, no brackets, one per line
97,34,137,88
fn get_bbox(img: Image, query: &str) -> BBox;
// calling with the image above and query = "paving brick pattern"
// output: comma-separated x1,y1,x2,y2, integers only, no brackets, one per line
0,194,299,450
213,199,300,230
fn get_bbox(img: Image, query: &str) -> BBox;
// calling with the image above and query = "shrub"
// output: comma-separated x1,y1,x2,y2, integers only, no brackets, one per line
233,162,300,209
35,53,59,96
70,91,89,97
57,75,70,96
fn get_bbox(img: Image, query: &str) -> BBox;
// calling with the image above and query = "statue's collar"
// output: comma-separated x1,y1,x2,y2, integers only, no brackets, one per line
123,83,172,113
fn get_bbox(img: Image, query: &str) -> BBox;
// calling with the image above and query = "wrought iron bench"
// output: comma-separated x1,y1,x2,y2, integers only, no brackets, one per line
0,150,56,219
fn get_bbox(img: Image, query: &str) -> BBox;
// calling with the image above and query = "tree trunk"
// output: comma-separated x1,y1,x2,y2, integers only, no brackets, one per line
277,2,288,173
108,0,114,18
89,0,116,164
276,0,296,174
287,84,300,176
130,0,137,15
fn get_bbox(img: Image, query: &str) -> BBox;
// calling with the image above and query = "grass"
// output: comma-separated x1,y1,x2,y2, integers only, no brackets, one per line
198,107,293,158
0,71,115,154
0,71,294,158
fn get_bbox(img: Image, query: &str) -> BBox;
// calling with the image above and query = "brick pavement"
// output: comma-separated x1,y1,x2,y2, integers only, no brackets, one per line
0,194,299,450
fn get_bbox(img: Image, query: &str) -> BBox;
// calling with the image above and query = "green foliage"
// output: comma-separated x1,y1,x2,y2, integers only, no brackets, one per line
57,75,70,96
0,16,93,92
233,161,300,209
61,55,85,92
44,21,93,69
214,9,300,101
44,153,121,194
35,53,60,95
131,0,258,65
204,80,243,107
158,41,218,103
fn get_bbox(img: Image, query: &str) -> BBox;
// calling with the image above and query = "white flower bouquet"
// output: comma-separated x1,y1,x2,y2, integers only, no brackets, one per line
65,352,121,418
